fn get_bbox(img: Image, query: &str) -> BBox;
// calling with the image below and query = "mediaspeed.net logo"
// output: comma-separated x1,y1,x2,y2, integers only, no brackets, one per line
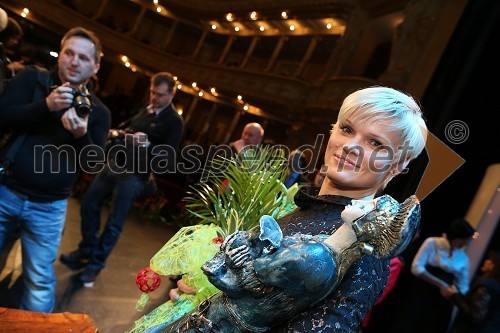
30,119,467,201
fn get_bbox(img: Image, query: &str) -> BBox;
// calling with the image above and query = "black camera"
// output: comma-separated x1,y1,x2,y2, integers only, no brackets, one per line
72,84,92,117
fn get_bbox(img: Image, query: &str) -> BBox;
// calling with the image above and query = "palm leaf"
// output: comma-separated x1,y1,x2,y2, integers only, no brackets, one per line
184,145,296,236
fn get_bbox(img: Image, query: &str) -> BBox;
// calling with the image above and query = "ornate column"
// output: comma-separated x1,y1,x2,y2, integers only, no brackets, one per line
294,36,319,77
218,36,236,65
265,36,287,72
192,30,208,59
321,8,369,79
379,0,467,98
163,20,178,50
240,36,260,69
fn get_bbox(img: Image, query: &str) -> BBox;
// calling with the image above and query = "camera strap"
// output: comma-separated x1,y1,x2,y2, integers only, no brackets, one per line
0,133,27,182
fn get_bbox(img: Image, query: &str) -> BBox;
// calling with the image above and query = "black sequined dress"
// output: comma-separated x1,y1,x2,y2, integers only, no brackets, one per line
273,186,390,333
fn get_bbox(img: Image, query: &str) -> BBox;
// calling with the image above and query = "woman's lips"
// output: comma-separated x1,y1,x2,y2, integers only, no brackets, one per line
334,154,358,169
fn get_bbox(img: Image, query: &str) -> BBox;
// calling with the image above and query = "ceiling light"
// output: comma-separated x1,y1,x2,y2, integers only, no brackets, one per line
177,84,183,90
211,24,217,30
281,11,288,19
250,11,257,20
237,95,243,100
177,108,183,115
125,62,131,68
259,26,265,31
192,82,197,88
226,13,234,22
121,55,128,62
198,91,204,97
243,104,249,111
21,8,30,18
49,51,58,58
153,0,159,4
156,6,161,13
235,26,240,32
173,76,178,81
289,25,295,31
326,23,332,29
210,87,216,93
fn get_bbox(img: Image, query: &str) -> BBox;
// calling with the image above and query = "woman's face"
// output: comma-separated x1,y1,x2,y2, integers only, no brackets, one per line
320,115,404,198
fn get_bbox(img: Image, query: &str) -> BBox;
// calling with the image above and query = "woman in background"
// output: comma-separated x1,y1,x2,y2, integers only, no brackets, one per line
408,218,475,333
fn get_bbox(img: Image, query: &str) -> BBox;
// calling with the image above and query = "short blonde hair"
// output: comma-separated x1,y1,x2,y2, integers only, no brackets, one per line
336,86,427,162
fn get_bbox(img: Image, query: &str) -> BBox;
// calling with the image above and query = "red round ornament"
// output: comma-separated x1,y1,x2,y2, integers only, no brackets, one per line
212,237,224,244
135,267,161,293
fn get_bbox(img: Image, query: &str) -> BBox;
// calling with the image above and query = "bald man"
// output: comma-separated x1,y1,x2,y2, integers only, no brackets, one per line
229,122,264,154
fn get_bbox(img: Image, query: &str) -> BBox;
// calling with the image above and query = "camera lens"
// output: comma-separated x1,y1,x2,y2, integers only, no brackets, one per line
75,99,91,117
73,85,92,117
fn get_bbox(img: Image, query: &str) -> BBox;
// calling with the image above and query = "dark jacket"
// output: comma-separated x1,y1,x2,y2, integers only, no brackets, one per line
274,186,390,333
453,277,500,333
107,103,184,178
0,66,111,201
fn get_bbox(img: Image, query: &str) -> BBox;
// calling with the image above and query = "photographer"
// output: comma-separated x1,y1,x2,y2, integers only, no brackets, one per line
0,27,110,313
60,72,184,286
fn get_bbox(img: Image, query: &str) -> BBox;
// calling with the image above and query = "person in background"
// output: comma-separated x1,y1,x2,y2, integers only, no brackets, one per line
60,72,184,286
229,122,264,155
0,7,8,94
369,227,423,333
0,26,110,312
362,256,404,332
284,148,310,188
170,86,428,332
407,218,475,333
448,250,500,333
0,17,25,80
313,167,326,187
0,8,7,31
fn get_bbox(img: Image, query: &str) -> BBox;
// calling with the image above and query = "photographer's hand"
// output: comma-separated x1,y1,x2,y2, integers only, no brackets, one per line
109,129,126,137
46,82,74,111
61,107,88,138
130,131,150,147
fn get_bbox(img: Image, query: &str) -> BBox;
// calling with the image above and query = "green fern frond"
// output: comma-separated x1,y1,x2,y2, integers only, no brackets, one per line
184,145,295,236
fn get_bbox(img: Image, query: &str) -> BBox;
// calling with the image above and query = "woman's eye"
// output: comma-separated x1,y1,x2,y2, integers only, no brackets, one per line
340,125,352,134
370,140,382,147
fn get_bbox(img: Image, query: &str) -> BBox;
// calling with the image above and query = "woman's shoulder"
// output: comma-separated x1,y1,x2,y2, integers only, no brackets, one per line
419,236,440,248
